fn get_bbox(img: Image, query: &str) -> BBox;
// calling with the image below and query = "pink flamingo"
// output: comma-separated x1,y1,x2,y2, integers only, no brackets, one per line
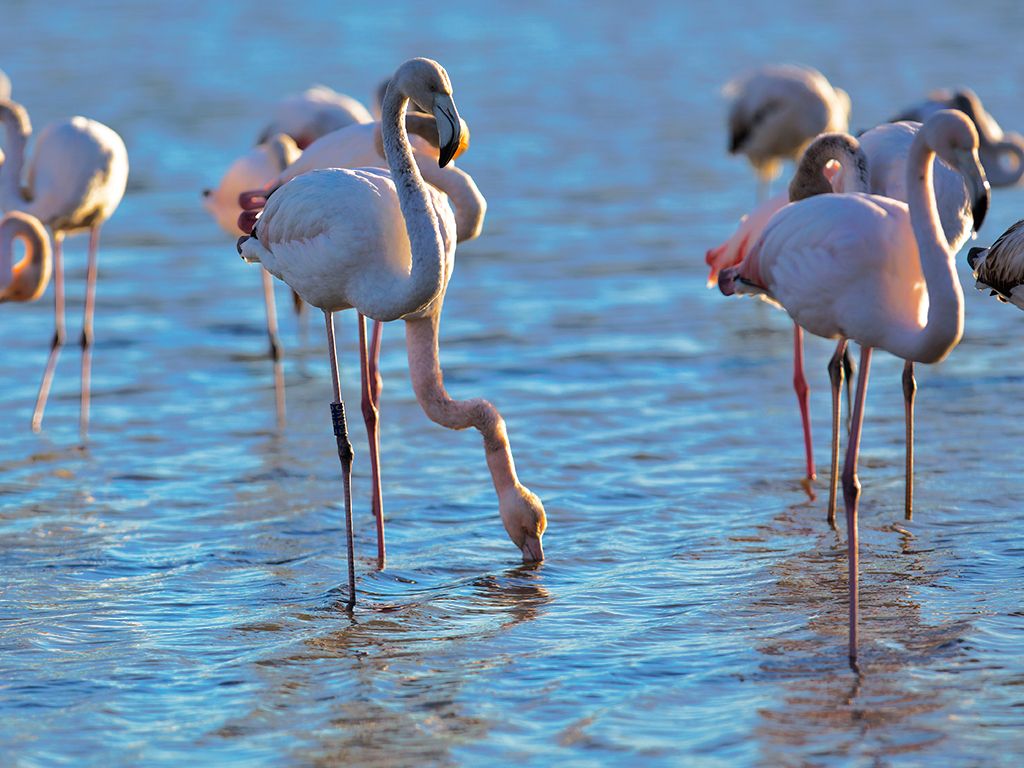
256,85,373,149
725,64,851,200
237,59,544,607
0,99,129,437
238,114,482,568
719,110,990,663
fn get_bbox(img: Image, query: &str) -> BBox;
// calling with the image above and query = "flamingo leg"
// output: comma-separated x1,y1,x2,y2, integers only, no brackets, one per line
792,323,816,483
826,339,848,529
261,269,286,428
325,310,356,610
842,345,872,667
358,314,386,568
902,360,916,520
843,346,855,435
32,232,66,433
79,226,102,439
292,289,308,347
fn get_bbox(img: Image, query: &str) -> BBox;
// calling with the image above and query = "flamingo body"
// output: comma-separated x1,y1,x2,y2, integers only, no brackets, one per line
968,220,1024,308
243,167,455,320
257,85,373,148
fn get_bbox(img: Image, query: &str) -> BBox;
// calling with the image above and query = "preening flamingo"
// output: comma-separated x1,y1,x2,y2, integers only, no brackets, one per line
0,99,128,437
237,58,544,607
238,115,483,567
256,85,373,149
725,64,851,200
719,110,990,663
968,220,1024,308
892,88,1024,187
203,133,301,423
0,211,51,302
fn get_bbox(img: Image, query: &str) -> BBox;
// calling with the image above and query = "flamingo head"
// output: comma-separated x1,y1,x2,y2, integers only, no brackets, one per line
499,483,547,563
389,58,463,168
927,109,991,234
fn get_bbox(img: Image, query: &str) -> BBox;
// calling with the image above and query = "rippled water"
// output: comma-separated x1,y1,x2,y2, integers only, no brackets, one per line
2,1,1023,765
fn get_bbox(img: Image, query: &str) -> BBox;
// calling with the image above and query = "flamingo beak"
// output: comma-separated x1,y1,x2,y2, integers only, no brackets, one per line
433,94,462,168
520,535,544,563
967,246,987,273
958,149,990,235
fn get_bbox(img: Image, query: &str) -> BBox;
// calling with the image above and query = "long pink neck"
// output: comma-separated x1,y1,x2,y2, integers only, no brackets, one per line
418,162,486,242
379,84,446,319
0,212,50,302
894,134,964,363
0,102,30,211
404,310,521,497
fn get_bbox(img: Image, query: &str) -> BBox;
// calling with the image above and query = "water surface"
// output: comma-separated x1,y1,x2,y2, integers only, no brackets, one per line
1,1,1023,765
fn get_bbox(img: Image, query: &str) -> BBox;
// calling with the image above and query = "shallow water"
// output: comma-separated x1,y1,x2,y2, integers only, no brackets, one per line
2,1,1023,765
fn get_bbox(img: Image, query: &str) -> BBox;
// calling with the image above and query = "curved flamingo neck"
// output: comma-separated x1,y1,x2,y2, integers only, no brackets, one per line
380,82,445,317
0,101,30,211
404,311,522,497
419,163,486,242
0,212,50,302
898,133,964,363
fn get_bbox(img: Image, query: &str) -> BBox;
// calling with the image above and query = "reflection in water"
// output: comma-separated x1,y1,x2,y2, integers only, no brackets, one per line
748,504,974,762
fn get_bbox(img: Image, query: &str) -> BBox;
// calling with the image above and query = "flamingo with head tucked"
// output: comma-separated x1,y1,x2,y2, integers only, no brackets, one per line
719,110,990,663
725,64,851,200
237,58,544,607
0,99,128,437
256,85,373,149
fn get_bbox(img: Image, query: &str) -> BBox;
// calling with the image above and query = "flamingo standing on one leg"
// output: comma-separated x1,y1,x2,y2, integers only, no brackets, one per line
0,211,51,302
238,114,483,567
725,64,851,201
892,88,1024,188
719,110,990,663
237,58,545,607
968,220,1024,308
203,133,301,424
0,99,128,437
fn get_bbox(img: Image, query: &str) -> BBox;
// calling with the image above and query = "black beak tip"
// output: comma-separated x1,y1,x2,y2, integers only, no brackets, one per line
236,236,249,255
972,195,990,235
438,144,456,168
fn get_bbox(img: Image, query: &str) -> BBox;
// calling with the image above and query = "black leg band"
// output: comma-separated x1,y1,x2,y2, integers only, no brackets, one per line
331,401,354,464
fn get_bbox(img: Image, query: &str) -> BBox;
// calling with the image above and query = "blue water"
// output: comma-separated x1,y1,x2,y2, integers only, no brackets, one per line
2,1,1023,765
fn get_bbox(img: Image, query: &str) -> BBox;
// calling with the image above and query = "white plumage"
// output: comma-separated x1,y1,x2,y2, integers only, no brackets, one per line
256,85,373,148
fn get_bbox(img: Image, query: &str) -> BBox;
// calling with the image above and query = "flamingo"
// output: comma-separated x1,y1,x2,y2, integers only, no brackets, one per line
238,115,483,566
709,121,977,520
237,58,545,607
892,88,1024,187
203,133,301,424
725,64,851,200
968,220,1024,308
1,210,51,303
256,85,373,149
718,110,990,663
0,99,129,437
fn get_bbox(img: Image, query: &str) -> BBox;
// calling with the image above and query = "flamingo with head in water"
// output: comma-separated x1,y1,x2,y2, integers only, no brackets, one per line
237,58,544,608
719,110,990,663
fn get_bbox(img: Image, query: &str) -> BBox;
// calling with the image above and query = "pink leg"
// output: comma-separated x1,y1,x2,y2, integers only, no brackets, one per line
325,311,356,609
261,269,286,428
32,232,66,433
358,315,386,568
903,361,916,520
842,345,872,667
793,324,816,482
826,339,848,529
79,226,102,440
